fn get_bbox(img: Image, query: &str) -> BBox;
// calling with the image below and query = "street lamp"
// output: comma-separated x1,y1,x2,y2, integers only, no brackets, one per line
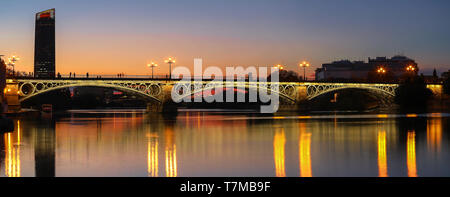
406,65,416,72
165,57,176,79
377,66,386,74
274,64,284,71
376,66,386,81
147,62,158,79
299,61,310,81
8,56,20,77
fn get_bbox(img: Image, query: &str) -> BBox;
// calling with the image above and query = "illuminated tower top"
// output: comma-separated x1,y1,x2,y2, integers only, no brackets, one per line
36,8,55,20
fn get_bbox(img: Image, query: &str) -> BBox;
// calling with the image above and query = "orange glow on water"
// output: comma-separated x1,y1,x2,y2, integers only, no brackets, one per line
148,137,159,177
429,113,442,117
297,116,312,119
299,131,312,177
407,131,418,177
406,114,418,118
4,132,21,177
165,128,177,177
273,128,286,177
17,120,21,145
273,116,286,119
427,118,442,153
377,131,388,177
165,145,177,177
377,114,388,118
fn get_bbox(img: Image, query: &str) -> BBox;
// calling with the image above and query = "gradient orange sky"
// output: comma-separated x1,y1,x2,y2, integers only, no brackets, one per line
1,0,450,77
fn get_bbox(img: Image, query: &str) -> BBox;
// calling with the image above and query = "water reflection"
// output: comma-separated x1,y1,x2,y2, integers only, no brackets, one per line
1,112,448,177
427,118,442,153
147,134,158,177
2,120,22,177
299,123,312,177
407,131,418,177
164,128,177,177
377,131,388,177
4,132,21,177
34,119,55,177
273,128,286,177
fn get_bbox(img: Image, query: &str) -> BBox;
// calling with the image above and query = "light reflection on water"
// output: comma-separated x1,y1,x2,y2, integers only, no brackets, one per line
0,111,449,177
407,131,418,177
273,128,286,177
299,123,312,177
377,130,388,177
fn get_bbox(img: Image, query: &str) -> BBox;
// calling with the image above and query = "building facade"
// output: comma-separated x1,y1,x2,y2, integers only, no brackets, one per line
315,55,418,81
442,70,450,79
34,9,56,78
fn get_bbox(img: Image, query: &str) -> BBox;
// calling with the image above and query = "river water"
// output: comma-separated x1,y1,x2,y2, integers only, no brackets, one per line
1,110,449,177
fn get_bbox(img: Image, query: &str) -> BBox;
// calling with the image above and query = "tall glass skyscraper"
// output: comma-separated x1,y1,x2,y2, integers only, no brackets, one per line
34,9,55,78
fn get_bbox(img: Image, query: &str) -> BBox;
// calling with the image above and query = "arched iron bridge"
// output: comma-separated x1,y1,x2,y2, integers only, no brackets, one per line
11,79,399,103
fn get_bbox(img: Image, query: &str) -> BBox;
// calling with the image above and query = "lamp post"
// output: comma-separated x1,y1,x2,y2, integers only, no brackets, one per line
377,67,386,74
406,65,416,72
299,61,310,81
165,57,175,79
147,62,158,79
274,64,284,71
8,56,19,77
377,66,386,81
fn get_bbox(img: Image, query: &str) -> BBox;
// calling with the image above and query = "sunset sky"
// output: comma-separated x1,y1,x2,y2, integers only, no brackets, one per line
1,0,450,77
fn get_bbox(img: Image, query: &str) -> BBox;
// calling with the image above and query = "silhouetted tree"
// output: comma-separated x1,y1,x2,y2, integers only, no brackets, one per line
367,69,396,83
267,70,301,82
395,76,433,110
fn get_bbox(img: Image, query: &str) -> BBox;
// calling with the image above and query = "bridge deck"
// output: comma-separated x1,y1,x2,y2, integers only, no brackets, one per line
10,77,405,85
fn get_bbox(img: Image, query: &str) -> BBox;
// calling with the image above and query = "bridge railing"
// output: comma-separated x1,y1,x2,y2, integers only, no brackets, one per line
60,74,170,79
14,74,173,80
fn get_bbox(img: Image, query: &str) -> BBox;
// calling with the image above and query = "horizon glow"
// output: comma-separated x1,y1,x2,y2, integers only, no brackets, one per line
1,0,450,76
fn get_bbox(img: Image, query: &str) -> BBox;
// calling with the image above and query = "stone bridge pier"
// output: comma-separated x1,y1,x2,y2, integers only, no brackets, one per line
146,84,174,113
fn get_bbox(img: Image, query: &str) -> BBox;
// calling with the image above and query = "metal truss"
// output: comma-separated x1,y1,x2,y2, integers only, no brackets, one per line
14,79,399,103
17,79,164,102
305,83,398,100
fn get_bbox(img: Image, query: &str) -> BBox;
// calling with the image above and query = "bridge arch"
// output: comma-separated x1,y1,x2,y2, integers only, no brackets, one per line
13,80,401,107
18,80,163,103
306,83,398,100
171,82,298,103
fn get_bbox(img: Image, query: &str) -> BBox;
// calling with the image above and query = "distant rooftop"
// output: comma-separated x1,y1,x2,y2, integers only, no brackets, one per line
370,55,414,62
391,55,412,60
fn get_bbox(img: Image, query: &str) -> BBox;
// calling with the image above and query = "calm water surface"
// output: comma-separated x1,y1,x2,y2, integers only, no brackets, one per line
1,110,449,177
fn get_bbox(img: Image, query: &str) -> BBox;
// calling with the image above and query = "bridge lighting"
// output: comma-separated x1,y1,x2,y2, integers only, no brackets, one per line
299,61,310,81
165,57,176,79
147,62,158,79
